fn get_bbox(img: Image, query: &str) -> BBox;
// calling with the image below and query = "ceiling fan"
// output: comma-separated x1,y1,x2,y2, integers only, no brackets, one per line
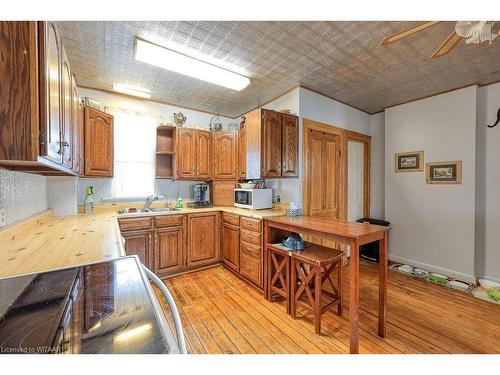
380,21,499,58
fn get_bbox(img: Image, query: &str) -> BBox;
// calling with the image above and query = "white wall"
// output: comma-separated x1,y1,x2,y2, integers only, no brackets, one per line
476,82,500,282
385,86,477,281
370,112,385,219
77,88,235,204
0,169,48,227
47,177,78,216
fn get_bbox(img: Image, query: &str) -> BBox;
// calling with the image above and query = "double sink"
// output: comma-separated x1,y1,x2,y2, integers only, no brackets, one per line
117,207,181,215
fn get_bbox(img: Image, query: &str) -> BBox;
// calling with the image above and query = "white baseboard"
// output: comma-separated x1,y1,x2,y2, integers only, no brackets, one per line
389,254,476,283
478,274,500,284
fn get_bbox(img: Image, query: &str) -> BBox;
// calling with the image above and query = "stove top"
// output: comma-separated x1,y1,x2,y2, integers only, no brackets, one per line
0,257,178,354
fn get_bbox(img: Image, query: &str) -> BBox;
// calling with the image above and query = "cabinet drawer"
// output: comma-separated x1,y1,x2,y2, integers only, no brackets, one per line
240,217,261,232
240,253,262,286
118,217,152,232
241,229,261,245
222,212,240,226
240,240,261,259
155,214,184,228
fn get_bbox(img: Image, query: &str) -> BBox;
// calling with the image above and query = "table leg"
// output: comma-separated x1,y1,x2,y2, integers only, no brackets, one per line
378,231,388,338
349,239,360,354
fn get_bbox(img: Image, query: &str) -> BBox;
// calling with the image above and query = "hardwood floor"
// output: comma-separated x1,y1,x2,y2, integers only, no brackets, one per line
155,261,500,354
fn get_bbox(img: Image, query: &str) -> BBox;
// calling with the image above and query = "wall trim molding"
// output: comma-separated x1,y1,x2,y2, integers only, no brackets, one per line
389,254,476,283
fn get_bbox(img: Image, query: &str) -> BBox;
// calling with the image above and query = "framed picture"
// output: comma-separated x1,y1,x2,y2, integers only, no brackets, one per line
426,161,462,184
395,150,424,172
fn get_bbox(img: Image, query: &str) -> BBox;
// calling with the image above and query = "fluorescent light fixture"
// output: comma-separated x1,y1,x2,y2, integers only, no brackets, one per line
114,323,152,342
135,38,250,91
113,83,151,99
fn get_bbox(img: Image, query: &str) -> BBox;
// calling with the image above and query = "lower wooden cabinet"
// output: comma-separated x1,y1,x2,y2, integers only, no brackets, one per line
154,226,185,278
187,212,220,269
221,222,239,271
122,230,152,267
239,252,262,286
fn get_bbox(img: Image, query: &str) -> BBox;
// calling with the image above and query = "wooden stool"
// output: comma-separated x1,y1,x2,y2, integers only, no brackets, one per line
267,245,292,314
290,245,343,334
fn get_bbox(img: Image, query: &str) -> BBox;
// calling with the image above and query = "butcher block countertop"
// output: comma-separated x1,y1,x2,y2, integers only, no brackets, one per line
0,204,284,278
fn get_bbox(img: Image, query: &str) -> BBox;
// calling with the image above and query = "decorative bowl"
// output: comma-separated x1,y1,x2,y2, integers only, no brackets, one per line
239,183,256,189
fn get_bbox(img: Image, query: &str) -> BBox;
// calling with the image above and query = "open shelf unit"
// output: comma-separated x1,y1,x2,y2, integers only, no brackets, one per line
156,125,177,179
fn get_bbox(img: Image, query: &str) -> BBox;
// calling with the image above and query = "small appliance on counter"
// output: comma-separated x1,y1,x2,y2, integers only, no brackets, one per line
0,256,185,354
234,188,273,210
188,182,212,208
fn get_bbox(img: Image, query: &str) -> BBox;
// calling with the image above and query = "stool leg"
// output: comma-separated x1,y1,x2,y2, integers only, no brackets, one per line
337,260,343,317
290,259,297,319
286,256,291,315
267,250,272,302
314,266,322,335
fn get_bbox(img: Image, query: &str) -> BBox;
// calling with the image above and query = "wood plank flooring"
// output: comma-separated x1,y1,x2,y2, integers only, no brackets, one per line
154,261,500,354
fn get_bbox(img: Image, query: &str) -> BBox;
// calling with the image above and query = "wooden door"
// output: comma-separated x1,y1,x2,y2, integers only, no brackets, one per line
123,230,152,268
213,132,237,179
306,129,341,218
39,21,63,164
61,48,73,169
221,222,239,271
71,75,83,175
187,213,219,268
195,130,211,179
261,110,282,177
281,114,299,177
177,128,195,179
154,226,185,277
238,128,246,179
84,107,113,177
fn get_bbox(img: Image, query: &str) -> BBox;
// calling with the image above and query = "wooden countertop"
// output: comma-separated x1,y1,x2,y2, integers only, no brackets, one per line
0,206,284,279
265,216,389,240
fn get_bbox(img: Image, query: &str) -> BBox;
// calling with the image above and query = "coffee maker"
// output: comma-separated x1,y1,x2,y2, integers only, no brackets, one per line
188,183,211,208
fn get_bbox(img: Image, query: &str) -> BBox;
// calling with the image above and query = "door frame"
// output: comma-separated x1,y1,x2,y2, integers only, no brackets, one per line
302,118,371,221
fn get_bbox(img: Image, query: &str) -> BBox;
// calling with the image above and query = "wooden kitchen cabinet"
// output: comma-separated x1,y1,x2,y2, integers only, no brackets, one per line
84,107,114,177
262,110,283,177
187,212,219,268
39,21,64,165
72,75,84,175
281,114,299,176
195,130,212,179
61,47,73,169
0,21,88,176
244,108,299,179
154,226,185,277
213,131,238,180
122,230,153,267
238,127,247,179
221,222,239,271
177,128,196,179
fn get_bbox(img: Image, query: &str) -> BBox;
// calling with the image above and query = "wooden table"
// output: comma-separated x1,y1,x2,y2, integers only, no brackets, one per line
263,216,389,354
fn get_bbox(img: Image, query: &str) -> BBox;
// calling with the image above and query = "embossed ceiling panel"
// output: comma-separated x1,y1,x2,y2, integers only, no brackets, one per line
57,21,500,117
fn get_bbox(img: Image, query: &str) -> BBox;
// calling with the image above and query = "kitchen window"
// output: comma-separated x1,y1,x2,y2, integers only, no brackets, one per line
110,109,157,198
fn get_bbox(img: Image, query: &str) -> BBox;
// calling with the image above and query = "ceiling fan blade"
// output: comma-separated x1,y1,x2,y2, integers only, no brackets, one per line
380,21,441,45
431,31,462,58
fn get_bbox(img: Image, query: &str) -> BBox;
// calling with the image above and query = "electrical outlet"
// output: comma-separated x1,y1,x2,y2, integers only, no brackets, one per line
0,208,5,226
274,194,282,204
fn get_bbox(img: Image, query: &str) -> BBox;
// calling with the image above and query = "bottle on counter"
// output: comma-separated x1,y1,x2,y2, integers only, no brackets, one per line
84,186,95,214
176,192,183,208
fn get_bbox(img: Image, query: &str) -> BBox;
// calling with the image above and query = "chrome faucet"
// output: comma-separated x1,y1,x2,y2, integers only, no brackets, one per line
144,195,159,209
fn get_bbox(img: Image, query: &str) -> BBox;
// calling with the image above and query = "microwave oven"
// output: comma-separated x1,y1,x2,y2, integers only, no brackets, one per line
234,188,273,210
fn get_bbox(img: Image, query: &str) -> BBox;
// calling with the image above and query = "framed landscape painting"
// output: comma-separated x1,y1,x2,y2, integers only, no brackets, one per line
426,161,462,184
395,150,424,172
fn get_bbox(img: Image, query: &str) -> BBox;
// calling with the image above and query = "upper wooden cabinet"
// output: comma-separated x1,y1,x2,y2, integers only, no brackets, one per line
0,21,108,177
196,130,212,179
177,128,212,180
244,108,299,179
84,107,114,177
61,47,73,169
238,128,246,179
39,21,64,165
213,131,238,180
